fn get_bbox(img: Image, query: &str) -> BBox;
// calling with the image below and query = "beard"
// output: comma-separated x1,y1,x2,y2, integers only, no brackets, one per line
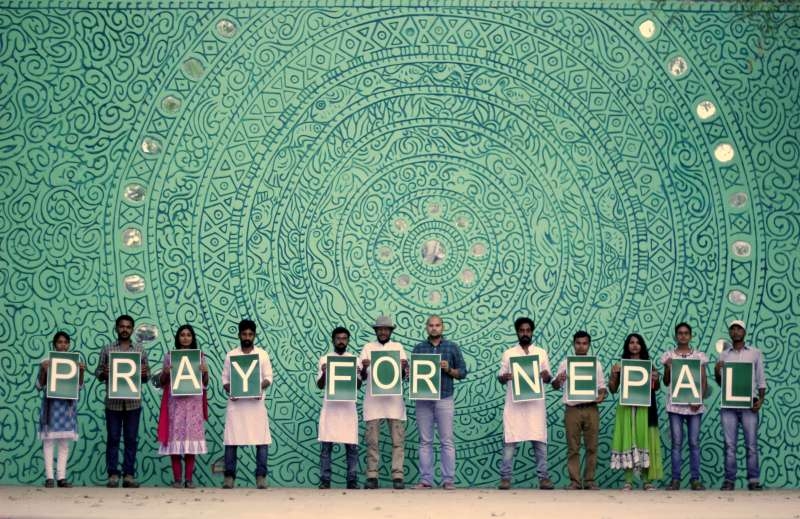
240,339,254,348
518,335,532,346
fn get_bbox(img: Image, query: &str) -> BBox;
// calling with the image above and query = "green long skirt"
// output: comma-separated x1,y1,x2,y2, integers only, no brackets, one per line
610,405,663,481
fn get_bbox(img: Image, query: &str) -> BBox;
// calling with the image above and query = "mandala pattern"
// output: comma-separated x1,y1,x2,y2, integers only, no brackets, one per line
1,2,798,488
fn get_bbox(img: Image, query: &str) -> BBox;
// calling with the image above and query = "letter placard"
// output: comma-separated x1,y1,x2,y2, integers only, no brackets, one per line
369,350,402,396
109,351,142,400
171,349,202,396
670,358,702,405
325,356,357,402
721,362,753,409
410,353,441,400
566,356,597,402
510,355,543,402
47,351,80,400
230,354,261,399
620,359,652,407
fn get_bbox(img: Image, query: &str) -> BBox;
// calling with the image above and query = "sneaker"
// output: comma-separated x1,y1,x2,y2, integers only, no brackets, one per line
643,482,655,491
538,478,555,490
346,480,359,490
106,475,120,488
318,479,331,489
56,479,72,488
364,478,379,489
720,480,735,491
690,479,705,491
222,476,234,489
665,479,680,491
565,482,582,490
184,481,196,489
44,479,55,488
442,482,456,490
748,481,764,491
122,475,140,488
392,478,405,490
414,482,433,489
171,481,183,489
621,482,633,491
256,476,268,489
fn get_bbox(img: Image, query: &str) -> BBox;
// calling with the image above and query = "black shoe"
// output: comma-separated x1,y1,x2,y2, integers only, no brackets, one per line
364,478,379,489
44,479,55,488
57,479,72,488
748,482,764,491
346,481,359,490
392,478,405,490
318,480,331,489
122,475,140,488
720,480,735,491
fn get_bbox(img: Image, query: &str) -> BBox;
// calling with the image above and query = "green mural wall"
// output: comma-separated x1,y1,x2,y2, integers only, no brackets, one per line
1,1,798,488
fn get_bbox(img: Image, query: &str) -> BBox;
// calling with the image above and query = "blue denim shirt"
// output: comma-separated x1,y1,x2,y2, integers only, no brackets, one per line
412,339,467,399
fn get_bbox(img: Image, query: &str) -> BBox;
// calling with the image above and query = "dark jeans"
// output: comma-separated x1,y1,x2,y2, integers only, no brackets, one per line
105,407,142,477
224,445,268,478
320,442,358,483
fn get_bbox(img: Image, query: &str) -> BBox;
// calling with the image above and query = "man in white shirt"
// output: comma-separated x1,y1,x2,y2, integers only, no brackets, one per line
221,319,273,489
316,326,361,489
551,331,606,489
497,316,554,490
359,315,408,489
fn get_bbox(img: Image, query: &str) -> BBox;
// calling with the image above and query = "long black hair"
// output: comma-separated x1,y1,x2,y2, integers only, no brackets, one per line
174,324,198,349
622,333,650,360
622,333,658,425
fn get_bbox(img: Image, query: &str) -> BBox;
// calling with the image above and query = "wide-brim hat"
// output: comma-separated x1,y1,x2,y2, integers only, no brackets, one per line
372,315,395,329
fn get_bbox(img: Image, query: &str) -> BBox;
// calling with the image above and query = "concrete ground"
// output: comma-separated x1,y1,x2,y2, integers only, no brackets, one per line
2,486,799,519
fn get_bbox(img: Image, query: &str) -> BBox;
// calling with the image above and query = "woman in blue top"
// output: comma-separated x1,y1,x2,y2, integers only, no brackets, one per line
36,332,85,488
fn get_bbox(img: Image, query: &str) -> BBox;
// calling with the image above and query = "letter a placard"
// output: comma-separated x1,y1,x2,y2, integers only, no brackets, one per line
325,356,357,402
171,349,202,396
47,351,80,400
109,351,142,400
409,353,441,400
369,350,402,396
620,359,652,407
230,353,261,399
510,355,543,402
670,358,702,405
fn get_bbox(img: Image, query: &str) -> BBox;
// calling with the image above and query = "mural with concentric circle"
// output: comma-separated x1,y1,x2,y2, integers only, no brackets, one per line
1,2,798,488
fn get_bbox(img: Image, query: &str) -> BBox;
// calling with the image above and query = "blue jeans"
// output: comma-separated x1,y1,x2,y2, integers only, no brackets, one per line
224,445,268,478
721,409,760,482
668,412,702,480
499,441,549,480
105,407,141,477
416,397,456,485
320,442,359,483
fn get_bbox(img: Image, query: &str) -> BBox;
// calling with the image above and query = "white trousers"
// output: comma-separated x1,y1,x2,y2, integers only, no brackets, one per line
43,439,69,480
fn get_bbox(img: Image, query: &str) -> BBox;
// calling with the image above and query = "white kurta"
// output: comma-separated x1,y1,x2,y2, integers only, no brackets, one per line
358,341,408,422
499,344,551,443
222,346,273,445
317,352,359,444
